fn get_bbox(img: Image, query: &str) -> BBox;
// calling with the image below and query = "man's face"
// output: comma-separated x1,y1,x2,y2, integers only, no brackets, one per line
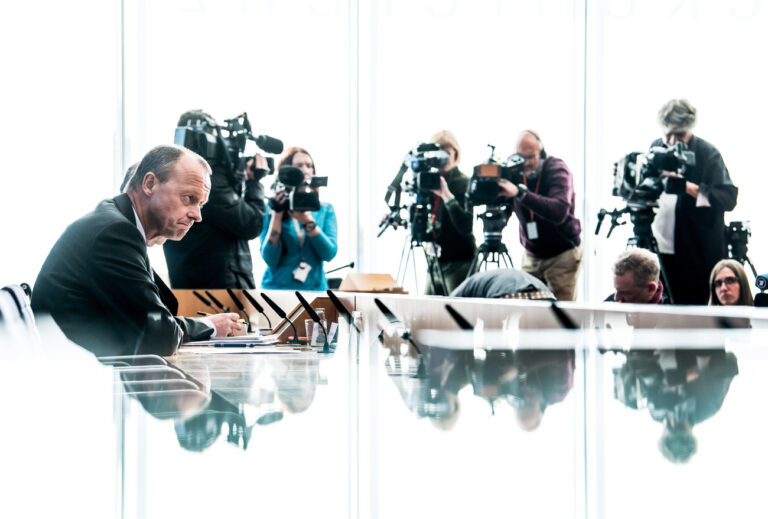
613,271,656,304
517,134,542,175
145,155,211,242
663,128,693,146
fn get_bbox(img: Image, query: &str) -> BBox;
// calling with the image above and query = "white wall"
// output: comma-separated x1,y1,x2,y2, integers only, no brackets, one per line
2,0,765,301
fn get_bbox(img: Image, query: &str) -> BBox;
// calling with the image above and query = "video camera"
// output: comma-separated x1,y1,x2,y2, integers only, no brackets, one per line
268,166,329,213
612,142,696,208
378,142,451,244
174,112,283,178
467,145,526,206
406,142,449,193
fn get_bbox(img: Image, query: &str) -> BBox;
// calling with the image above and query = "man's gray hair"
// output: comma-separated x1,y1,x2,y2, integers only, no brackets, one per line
612,248,660,286
658,99,697,131
127,144,210,192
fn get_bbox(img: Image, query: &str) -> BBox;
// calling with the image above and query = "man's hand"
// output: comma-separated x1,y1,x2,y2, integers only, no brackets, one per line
661,172,699,198
208,312,243,337
497,179,520,198
430,176,454,202
246,153,269,180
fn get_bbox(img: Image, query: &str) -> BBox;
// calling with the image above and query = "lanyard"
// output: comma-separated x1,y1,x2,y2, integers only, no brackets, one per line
522,168,543,220
292,218,306,247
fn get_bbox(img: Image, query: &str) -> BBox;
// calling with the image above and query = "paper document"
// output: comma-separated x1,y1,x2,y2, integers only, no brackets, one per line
183,333,280,347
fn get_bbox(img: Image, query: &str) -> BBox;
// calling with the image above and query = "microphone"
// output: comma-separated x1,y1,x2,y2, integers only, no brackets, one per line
254,134,284,154
241,290,272,329
277,166,305,187
550,302,578,330
193,290,217,312
204,290,229,312
295,291,331,353
326,290,360,333
444,304,473,330
325,261,355,275
226,288,252,333
260,292,299,344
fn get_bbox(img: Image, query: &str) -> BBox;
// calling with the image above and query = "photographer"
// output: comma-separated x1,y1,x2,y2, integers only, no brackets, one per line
650,99,738,305
497,130,582,301
259,147,338,290
424,130,477,295
163,110,269,289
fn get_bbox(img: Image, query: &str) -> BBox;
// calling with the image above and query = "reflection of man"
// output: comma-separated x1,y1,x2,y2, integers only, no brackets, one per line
424,130,477,295
164,109,269,289
606,249,668,304
651,99,738,305
613,349,738,463
32,145,242,357
498,130,582,301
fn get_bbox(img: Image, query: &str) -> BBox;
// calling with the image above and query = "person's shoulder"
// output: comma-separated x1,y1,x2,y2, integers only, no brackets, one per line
543,156,572,176
690,135,721,156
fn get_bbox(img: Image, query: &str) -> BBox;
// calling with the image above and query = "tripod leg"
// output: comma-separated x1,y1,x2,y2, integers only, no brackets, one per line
396,237,410,287
648,237,675,305
411,242,420,295
745,255,758,278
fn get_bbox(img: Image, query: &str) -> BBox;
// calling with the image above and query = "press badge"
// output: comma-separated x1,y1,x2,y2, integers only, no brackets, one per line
526,221,539,240
293,261,311,282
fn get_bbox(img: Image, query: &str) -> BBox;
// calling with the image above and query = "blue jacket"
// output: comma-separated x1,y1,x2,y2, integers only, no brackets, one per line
259,202,338,290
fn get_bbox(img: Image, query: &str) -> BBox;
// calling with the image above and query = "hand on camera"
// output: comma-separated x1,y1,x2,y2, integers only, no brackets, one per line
497,179,520,198
209,312,243,337
269,189,287,216
246,154,269,180
430,176,454,202
288,210,314,224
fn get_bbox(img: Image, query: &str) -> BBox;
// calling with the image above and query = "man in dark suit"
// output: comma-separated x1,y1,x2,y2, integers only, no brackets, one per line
32,144,243,357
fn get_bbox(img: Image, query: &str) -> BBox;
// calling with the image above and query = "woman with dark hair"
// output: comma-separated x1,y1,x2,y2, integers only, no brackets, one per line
708,259,753,306
259,146,338,290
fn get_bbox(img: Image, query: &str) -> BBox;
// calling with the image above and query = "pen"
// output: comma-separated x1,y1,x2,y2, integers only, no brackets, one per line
196,311,246,324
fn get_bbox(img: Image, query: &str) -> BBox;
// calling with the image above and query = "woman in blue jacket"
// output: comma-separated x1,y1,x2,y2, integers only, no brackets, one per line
260,147,338,290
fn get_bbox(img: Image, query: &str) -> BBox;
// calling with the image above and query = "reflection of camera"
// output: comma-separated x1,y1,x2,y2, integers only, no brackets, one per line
268,166,329,213
612,142,696,207
174,112,282,178
468,152,525,206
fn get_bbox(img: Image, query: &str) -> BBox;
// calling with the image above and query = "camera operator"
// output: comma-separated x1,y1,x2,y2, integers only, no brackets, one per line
424,130,477,295
650,99,739,305
497,130,582,301
259,146,338,290
163,110,269,289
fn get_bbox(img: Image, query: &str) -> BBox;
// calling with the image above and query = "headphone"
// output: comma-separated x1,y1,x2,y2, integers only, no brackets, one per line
522,129,547,159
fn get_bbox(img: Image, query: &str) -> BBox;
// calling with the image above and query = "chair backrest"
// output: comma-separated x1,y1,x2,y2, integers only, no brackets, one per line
0,283,38,338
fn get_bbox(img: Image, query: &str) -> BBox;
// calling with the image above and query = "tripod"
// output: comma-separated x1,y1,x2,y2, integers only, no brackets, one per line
596,205,675,304
726,225,758,278
467,207,514,275
396,236,448,296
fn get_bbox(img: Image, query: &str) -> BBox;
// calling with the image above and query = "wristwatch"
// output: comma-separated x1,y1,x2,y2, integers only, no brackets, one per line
303,221,317,232
516,184,528,199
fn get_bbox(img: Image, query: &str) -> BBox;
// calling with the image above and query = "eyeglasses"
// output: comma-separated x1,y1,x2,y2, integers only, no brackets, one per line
714,276,738,288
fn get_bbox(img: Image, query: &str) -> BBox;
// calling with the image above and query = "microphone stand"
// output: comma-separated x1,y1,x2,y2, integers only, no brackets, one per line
260,292,299,344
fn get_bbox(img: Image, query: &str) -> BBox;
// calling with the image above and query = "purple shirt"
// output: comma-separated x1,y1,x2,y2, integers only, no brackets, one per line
512,156,581,259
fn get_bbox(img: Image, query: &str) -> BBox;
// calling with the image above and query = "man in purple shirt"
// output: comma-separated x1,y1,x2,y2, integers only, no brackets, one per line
498,130,582,301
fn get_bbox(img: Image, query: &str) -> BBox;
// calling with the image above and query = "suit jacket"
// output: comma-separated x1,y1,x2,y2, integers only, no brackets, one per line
31,193,213,357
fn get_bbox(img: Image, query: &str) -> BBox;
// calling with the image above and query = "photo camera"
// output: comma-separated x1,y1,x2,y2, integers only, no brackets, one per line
612,142,695,207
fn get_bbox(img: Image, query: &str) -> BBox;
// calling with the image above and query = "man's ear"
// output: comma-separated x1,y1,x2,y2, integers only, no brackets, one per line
647,280,660,294
142,172,158,196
